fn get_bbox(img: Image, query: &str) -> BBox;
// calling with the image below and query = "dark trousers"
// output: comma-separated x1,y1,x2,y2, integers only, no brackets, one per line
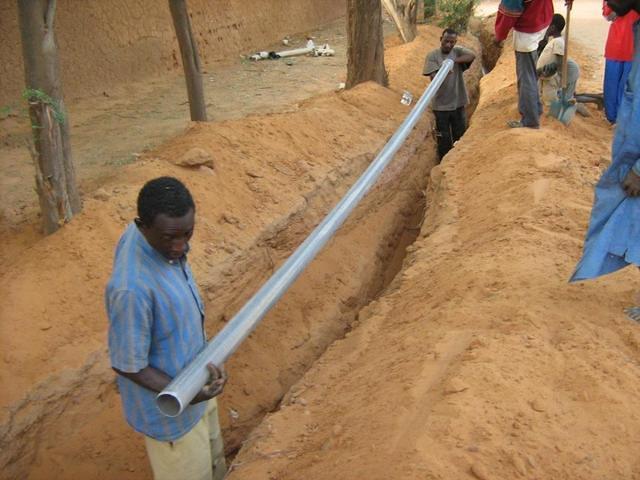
515,51,542,127
434,107,466,160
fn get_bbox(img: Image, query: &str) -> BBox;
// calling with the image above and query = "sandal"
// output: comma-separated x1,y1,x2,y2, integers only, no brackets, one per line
624,306,640,323
507,120,523,128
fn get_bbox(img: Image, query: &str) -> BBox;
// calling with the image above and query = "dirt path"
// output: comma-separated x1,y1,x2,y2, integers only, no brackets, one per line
0,18,398,241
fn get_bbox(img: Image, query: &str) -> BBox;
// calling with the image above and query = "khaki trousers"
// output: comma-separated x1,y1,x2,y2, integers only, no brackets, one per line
144,400,226,480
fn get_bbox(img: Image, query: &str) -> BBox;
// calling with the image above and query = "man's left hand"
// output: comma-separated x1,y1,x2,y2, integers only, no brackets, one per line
192,363,228,404
623,170,640,196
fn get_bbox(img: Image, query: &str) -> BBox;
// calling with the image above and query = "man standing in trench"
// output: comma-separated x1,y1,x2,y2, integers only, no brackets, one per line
106,176,227,480
571,0,640,320
494,0,554,128
424,28,476,161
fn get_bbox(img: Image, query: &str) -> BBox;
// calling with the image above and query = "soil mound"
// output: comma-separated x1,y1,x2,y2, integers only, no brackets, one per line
224,39,640,480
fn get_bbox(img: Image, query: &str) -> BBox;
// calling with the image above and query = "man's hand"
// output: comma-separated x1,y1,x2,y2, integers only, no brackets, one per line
191,363,228,404
623,170,640,196
492,35,503,46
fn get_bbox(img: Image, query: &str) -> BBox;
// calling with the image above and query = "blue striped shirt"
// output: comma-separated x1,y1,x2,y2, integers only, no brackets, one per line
106,223,207,441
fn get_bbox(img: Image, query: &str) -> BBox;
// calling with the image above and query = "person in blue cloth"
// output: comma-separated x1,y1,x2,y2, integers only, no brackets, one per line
106,177,227,480
571,0,640,321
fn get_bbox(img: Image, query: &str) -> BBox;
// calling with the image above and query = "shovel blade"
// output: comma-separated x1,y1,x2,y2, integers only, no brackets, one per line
549,98,563,118
558,103,577,125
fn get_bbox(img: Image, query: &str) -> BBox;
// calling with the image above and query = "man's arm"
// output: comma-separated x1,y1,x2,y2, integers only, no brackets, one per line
114,365,172,393
114,363,227,404
107,289,226,406
454,47,476,65
495,11,518,42
423,52,440,79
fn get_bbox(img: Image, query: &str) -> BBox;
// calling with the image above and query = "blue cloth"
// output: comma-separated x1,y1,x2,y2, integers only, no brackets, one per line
571,21,640,282
604,59,633,123
499,0,525,17
106,223,207,441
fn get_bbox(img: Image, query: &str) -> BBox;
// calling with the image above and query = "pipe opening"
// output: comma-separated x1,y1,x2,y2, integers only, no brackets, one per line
157,393,182,417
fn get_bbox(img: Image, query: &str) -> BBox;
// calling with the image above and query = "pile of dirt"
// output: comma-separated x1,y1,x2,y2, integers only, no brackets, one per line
0,25,481,480
223,36,640,480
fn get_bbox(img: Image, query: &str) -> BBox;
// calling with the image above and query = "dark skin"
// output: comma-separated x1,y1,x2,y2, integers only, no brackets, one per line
429,33,476,80
606,0,640,195
535,24,564,78
113,209,227,404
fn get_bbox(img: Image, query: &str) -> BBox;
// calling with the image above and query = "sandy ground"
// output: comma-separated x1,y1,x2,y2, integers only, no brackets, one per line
0,18,351,253
223,25,640,480
3,3,633,480
0,24,483,480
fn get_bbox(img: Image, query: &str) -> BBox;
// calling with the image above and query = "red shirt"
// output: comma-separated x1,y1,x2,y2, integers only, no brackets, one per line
495,0,554,42
604,1,640,61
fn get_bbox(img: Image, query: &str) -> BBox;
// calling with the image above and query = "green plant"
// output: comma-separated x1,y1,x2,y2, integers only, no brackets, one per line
22,88,65,124
0,105,12,119
437,0,478,32
424,0,436,18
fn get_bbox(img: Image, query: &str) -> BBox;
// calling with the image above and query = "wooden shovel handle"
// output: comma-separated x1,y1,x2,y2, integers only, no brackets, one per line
561,2,572,90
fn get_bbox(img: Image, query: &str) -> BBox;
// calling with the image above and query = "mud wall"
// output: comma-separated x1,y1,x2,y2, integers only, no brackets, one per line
0,0,345,105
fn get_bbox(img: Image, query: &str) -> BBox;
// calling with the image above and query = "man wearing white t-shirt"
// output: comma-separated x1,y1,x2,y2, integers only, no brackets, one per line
494,0,555,128
536,14,580,106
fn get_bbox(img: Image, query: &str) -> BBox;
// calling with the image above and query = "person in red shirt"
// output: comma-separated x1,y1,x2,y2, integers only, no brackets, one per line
603,0,640,123
494,0,554,128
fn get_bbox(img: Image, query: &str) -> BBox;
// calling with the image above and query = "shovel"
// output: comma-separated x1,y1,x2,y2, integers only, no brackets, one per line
549,2,577,125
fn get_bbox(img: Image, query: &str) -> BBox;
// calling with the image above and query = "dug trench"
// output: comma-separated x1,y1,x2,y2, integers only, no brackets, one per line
223,23,640,480
0,26,481,480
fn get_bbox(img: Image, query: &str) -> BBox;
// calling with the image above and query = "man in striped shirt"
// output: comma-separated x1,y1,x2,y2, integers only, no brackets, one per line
106,177,226,480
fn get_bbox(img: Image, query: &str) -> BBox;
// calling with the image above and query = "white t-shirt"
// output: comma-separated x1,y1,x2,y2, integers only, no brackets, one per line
537,36,564,69
513,27,547,53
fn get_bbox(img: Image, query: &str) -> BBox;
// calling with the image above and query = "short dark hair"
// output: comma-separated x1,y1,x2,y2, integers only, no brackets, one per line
137,176,195,226
442,28,458,37
550,14,565,31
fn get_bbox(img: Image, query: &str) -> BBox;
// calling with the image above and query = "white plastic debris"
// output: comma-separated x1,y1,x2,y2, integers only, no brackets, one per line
336,82,346,91
313,44,335,57
400,90,413,106
248,41,334,61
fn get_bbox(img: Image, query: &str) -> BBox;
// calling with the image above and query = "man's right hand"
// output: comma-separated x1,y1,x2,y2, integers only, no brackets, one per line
192,363,228,404
623,169,640,196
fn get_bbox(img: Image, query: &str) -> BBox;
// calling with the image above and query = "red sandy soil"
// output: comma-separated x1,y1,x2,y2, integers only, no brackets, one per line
223,32,640,480
0,26,482,480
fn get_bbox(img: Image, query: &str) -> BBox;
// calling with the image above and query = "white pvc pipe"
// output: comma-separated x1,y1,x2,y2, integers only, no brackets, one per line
157,59,455,417
276,46,314,58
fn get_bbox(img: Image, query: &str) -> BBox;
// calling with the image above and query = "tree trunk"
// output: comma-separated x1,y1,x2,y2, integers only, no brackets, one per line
168,0,207,121
18,0,81,235
381,0,418,43
416,0,425,23
346,0,388,89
